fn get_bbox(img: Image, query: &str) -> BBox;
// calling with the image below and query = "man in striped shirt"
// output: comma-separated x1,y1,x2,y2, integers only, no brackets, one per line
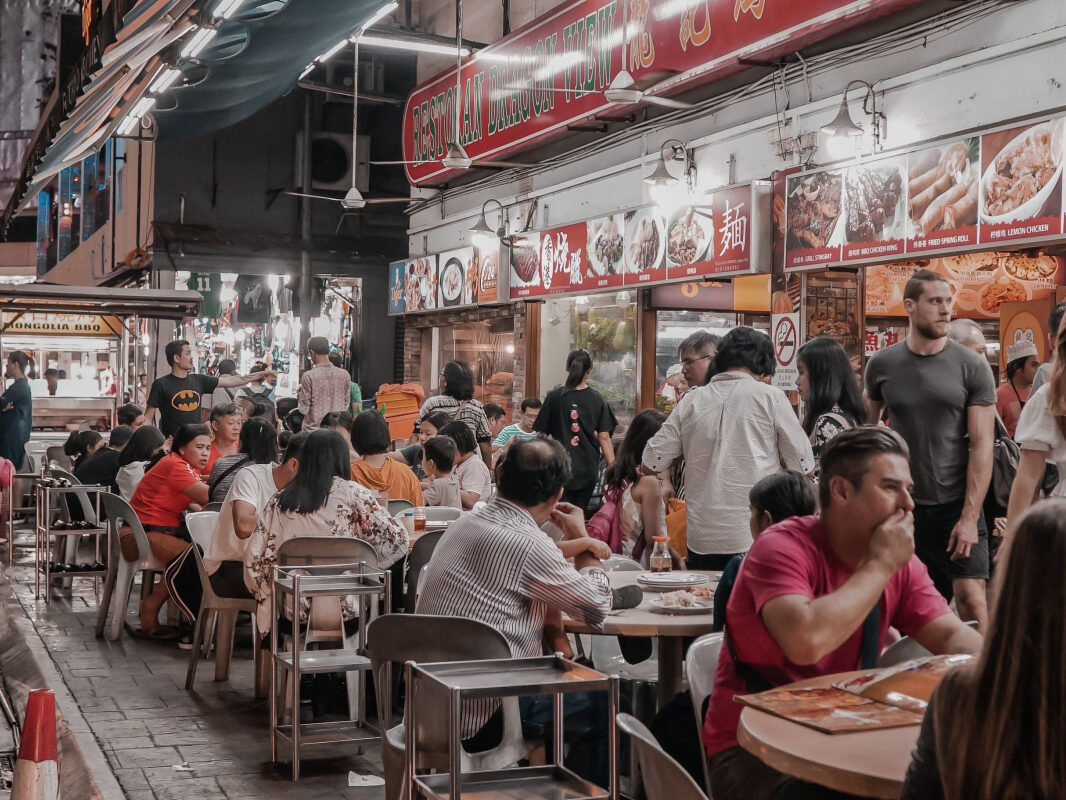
417,436,614,781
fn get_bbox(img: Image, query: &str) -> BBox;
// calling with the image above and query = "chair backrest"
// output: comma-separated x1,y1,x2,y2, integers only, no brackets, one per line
617,713,708,800
388,498,413,516
365,614,512,745
185,511,219,552
404,530,444,611
604,555,642,572
203,501,224,513
276,535,379,568
540,521,564,543
877,635,932,667
100,492,152,565
686,632,723,716
48,467,98,524
46,447,73,472
424,506,461,522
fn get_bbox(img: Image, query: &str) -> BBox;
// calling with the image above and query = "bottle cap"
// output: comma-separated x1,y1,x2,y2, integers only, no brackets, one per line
653,536,666,542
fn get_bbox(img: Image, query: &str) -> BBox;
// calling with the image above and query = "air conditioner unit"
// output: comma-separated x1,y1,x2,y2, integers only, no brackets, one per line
296,133,369,192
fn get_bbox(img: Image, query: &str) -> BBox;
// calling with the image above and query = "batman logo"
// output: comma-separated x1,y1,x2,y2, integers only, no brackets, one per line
171,389,201,412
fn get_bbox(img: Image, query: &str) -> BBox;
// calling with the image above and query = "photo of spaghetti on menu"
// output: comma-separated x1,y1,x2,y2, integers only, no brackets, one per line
979,117,1064,245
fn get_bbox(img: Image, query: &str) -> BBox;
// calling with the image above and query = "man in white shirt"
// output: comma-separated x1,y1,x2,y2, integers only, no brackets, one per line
166,434,307,622
643,327,814,570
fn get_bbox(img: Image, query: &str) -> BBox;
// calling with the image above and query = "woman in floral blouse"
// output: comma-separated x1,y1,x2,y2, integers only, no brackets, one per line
244,429,408,633
796,337,866,461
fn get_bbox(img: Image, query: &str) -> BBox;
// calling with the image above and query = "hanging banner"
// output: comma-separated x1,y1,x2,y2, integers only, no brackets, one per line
401,0,923,185
1,312,122,336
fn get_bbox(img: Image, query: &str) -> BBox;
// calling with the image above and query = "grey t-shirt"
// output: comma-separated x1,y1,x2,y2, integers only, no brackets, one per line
865,339,995,505
1031,361,1051,395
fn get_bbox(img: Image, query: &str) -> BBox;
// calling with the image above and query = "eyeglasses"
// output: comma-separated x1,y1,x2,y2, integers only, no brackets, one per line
680,354,712,368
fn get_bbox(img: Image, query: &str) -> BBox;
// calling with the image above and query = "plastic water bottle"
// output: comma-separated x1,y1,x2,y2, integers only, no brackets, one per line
650,536,671,573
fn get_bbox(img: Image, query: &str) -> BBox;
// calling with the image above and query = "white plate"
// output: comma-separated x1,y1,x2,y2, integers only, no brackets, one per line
665,207,713,267
624,209,666,274
980,119,1064,225
650,598,714,615
636,571,709,590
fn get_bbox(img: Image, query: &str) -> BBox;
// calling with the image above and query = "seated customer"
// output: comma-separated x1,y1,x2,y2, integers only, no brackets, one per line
130,423,212,637
417,437,613,783
116,426,166,500
207,418,279,504
704,427,982,800
204,402,242,477
439,421,491,509
64,430,103,471
421,436,461,508
901,499,1066,800
390,410,451,480
244,429,408,635
117,403,145,430
492,397,541,453
350,411,423,505
75,425,133,496
167,433,307,622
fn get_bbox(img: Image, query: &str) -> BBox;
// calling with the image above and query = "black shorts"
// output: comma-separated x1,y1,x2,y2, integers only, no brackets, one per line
913,500,990,601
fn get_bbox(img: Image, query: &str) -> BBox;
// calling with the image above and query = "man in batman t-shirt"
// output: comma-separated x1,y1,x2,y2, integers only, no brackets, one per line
145,340,273,436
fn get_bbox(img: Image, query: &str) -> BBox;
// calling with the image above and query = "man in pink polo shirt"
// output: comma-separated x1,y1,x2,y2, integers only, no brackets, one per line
704,427,982,799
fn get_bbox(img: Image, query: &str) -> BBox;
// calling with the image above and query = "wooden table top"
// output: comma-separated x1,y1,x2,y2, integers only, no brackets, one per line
737,670,920,800
562,570,721,637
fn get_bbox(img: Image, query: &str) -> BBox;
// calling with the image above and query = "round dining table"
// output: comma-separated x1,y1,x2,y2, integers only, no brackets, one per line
562,569,720,705
737,670,920,800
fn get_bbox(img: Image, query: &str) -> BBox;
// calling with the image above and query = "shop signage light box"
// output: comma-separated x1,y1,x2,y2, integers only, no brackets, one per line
388,240,510,315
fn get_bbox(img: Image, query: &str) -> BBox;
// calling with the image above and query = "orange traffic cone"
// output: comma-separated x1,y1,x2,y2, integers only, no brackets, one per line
11,689,58,800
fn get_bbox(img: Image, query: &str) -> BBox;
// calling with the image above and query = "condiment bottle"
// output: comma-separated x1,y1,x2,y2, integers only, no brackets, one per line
650,536,671,573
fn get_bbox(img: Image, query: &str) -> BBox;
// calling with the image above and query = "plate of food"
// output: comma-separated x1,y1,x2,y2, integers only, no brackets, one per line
1002,253,1059,282
511,236,540,287
977,273,1030,315
665,207,714,267
624,209,666,275
586,216,624,278
637,571,709,591
786,171,843,251
981,119,1064,225
440,257,464,305
651,587,714,615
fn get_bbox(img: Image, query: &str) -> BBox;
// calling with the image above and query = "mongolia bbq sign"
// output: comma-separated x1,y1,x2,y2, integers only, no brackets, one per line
401,0,922,185
785,113,1066,270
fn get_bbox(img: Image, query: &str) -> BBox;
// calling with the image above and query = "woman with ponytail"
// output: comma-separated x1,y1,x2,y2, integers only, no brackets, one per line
533,348,617,513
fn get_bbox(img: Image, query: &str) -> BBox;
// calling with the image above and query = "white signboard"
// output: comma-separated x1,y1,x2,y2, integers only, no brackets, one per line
771,312,800,391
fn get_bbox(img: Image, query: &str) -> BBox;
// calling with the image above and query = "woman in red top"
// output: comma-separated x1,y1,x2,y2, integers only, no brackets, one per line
996,339,1039,438
130,423,211,636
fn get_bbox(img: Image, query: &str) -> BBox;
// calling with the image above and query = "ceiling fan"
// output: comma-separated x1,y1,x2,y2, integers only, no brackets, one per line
370,0,537,173
518,69,693,110
287,38,430,210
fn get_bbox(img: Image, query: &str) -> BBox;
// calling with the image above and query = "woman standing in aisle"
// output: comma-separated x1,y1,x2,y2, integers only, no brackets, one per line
795,337,865,460
534,348,617,513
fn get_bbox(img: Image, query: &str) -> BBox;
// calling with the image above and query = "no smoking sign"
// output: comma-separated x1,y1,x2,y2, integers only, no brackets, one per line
775,316,797,366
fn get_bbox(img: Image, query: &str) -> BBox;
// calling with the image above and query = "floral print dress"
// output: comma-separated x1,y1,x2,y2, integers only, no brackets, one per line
244,476,409,633
811,405,853,461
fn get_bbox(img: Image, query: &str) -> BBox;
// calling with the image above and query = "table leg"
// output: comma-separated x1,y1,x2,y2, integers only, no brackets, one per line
656,637,683,707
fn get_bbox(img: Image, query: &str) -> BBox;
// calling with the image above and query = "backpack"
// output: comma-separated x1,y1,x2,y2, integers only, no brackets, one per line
585,484,626,555
990,411,1020,509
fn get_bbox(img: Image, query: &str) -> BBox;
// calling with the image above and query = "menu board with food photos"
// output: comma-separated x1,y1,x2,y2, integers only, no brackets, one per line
386,255,438,314
864,253,1064,320
786,112,1066,270
437,247,476,308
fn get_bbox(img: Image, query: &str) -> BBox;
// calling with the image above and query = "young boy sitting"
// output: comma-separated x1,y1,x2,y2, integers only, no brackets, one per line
421,436,463,509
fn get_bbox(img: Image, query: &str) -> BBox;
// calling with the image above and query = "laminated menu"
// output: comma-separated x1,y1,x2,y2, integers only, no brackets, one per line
736,654,973,734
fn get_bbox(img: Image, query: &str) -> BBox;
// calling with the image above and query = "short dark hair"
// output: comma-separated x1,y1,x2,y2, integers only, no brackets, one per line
164,340,190,367
217,359,237,375
903,268,950,303
497,437,571,507
712,326,776,378
438,420,476,455
320,411,353,431
307,336,330,356
282,431,309,462
423,436,456,473
44,369,59,380
484,403,505,421
239,418,278,464
350,410,392,455
521,397,542,413
749,471,817,523
108,425,134,450
442,360,475,401
818,426,910,509
421,410,453,434
7,351,27,373
327,352,343,368
679,331,720,355
171,423,210,454
210,402,240,422
116,403,143,426
1049,301,1066,338
119,426,166,466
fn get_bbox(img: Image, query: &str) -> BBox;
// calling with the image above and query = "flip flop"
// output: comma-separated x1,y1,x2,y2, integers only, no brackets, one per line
124,622,180,641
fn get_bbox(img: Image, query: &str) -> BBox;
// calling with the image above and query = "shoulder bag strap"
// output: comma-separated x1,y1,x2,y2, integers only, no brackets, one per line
208,456,250,498
859,595,882,670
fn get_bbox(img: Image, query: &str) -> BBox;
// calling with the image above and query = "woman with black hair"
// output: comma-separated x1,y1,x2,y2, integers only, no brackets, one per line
207,418,279,503
116,426,166,499
795,336,865,460
415,360,493,468
534,349,617,513
642,327,814,570
243,429,408,634
350,411,423,505
63,430,103,470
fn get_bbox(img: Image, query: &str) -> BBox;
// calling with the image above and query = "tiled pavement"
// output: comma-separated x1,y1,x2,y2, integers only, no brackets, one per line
2,542,386,800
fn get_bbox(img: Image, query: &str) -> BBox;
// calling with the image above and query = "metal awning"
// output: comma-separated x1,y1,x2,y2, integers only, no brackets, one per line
0,284,202,321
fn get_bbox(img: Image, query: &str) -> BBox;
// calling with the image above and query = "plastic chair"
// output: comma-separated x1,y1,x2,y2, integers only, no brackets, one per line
685,632,723,791
877,620,978,668
203,501,224,513
404,530,443,612
388,498,413,516
48,467,92,566
365,614,536,800
184,511,219,552
94,493,168,640
46,447,73,472
424,506,461,523
604,555,642,572
617,713,708,800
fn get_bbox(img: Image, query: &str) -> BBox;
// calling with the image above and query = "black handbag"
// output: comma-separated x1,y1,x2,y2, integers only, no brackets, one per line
990,412,1020,509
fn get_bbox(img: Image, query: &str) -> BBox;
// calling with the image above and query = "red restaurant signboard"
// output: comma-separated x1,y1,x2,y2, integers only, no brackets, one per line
401,0,921,185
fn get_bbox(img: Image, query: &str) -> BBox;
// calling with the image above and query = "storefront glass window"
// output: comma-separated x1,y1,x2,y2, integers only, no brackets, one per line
81,144,111,241
541,294,637,430
433,318,516,419
654,310,740,407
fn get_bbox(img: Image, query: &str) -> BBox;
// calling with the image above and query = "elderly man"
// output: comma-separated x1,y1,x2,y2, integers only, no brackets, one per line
704,427,982,799
678,330,719,389
946,318,987,356
417,436,617,783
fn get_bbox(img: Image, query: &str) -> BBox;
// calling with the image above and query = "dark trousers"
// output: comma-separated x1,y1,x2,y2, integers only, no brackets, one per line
709,746,866,800
686,551,745,571
563,482,597,515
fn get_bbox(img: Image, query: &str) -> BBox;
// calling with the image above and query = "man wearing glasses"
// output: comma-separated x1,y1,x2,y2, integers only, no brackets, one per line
679,331,720,390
